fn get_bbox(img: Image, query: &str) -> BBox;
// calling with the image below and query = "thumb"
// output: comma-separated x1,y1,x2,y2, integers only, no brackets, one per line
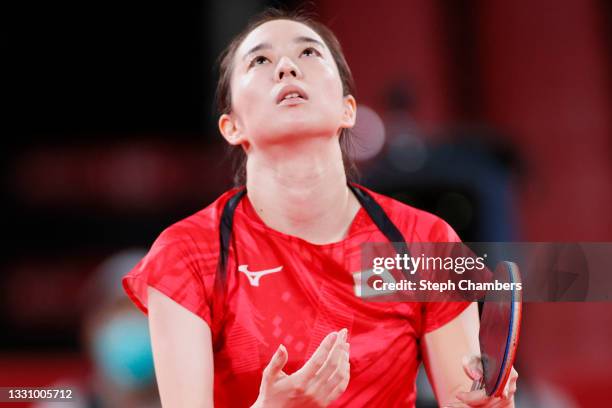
462,355,483,381
263,344,288,381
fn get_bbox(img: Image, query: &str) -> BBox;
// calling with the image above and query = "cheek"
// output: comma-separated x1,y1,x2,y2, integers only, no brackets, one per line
231,72,270,119
312,63,345,111
319,63,344,95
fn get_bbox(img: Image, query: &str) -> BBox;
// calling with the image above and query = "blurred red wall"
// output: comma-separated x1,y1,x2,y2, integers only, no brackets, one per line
321,0,612,405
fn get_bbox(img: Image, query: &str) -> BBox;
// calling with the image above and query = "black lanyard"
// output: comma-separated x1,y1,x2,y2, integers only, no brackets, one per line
210,184,412,347
215,184,410,289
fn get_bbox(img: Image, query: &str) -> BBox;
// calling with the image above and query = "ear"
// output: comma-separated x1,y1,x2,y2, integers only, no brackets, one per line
340,94,357,129
218,113,246,146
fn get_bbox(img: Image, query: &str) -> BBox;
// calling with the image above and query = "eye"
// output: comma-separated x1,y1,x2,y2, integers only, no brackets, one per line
249,55,270,68
301,47,321,57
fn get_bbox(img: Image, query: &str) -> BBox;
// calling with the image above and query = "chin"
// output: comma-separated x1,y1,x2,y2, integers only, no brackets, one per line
264,120,338,143
268,110,338,135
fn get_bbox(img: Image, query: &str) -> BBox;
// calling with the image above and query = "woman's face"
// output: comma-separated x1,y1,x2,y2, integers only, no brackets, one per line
220,19,355,150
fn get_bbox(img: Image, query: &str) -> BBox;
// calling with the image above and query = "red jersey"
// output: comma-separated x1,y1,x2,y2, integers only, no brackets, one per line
122,185,470,407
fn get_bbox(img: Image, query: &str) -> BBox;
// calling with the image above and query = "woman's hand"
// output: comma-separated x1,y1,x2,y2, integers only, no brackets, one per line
445,356,518,407
251,329,350,408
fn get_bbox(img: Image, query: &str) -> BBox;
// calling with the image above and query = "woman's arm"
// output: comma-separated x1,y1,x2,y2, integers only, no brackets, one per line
421,303,480,406
421,302,518,407
147,284,350,408
147,286,214,408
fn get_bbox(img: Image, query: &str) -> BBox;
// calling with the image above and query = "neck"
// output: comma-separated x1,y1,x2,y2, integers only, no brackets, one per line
245,137,360,244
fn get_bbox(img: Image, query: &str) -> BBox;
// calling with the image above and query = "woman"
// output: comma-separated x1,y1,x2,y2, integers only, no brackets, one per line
123,8,518,407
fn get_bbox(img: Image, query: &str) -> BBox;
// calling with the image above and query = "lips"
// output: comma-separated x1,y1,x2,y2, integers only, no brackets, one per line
276,85,308,104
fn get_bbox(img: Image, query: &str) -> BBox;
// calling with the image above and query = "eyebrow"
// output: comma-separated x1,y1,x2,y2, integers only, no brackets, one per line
242,36,326,61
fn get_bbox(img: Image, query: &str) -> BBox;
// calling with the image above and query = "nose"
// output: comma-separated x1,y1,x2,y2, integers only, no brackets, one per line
274,56,302,81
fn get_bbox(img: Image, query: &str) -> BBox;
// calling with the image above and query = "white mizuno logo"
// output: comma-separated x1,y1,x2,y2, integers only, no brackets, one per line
238,265,283,287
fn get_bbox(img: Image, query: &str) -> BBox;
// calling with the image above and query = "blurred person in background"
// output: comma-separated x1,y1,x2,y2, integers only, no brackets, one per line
82,249,160,407
122,8,517,408
35,249,160,408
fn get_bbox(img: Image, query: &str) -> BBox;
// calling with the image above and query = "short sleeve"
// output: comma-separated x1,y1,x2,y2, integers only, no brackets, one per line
421,301,472,334
421,217,472,334
122,228,212,326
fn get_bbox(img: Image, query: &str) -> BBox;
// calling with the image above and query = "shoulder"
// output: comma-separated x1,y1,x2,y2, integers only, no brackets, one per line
155,188,242,249
122,191,245,325
134,188,244,284
354,184,460,242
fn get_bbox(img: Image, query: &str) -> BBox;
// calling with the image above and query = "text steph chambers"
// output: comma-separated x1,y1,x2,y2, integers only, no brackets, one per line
372,279,523,292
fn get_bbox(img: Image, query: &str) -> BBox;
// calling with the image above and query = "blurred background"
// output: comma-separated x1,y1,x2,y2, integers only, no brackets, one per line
3,0,612,406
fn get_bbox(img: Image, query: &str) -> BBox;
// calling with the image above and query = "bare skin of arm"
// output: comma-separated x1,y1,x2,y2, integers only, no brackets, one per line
147,286,215,407
147,286,350,408
421,303,518,408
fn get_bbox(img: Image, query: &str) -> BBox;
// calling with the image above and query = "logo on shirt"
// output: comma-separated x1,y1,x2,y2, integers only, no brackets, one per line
238,265,283,287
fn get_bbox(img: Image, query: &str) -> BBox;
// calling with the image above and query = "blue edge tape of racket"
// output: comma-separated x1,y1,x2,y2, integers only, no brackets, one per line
491,261,516,395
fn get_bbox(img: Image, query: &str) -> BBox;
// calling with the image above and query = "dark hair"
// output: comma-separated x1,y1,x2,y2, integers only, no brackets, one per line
214,8,358,186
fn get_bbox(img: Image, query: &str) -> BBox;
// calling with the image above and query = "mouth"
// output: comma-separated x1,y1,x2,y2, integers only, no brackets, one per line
276,86,308,105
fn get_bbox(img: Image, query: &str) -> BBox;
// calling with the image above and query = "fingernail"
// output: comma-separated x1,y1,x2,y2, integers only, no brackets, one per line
341,328,348,340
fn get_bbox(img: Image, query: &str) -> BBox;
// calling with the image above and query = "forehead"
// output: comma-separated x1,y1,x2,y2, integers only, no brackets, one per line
236,19,327,58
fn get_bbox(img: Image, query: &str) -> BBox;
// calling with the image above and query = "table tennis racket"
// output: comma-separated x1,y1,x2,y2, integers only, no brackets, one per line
471,261,522,397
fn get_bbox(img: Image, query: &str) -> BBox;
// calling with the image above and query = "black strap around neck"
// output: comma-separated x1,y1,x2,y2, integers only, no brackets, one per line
215,184,410,289
215,188,246,289
211,184,411,349
347,184,409,255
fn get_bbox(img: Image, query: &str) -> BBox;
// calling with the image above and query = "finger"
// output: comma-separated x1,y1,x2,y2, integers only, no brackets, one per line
442,402,471,408
327,358,351,402
462,355,483,381
325,340,351,395
262,344,288,383
314,329,348,382
509,375,518,392
327,372,350,403
320,347,350,395
510,366,518,378
296,331,338,378
505,374,518,399
509,367,518,386
456,388,489,405
490,397,511,408
502,382,510,399
502,367,519,399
